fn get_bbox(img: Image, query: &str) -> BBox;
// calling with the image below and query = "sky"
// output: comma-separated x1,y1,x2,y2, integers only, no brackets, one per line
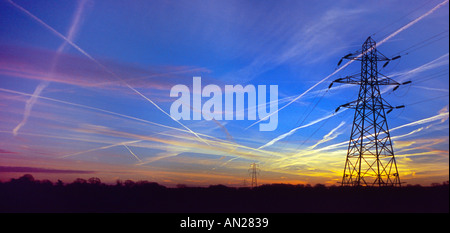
0,0,448,187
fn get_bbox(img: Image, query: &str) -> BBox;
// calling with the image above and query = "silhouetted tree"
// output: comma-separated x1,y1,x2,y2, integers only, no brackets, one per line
124,180,135,187
115,180,123,187
0,175,448,213
314,183,326,189
136,180,150,185
56,180,64,186
17,174,35,183
73,178,87,184
40,179,53,186
87,177,101,185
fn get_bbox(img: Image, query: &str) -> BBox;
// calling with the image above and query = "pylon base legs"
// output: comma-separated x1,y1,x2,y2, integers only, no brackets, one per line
342,155,401,187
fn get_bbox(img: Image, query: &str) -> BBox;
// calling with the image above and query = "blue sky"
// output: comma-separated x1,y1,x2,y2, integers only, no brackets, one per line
0,0,448,186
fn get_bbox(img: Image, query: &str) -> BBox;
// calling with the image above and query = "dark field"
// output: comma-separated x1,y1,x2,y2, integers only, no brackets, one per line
0,175,448,213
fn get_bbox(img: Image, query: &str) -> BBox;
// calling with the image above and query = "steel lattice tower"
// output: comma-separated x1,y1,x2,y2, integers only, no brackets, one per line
249,163,259,188
331,37,409,187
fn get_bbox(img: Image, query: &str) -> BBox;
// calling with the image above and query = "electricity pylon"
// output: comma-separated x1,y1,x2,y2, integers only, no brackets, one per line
249,163,259,188
330,36,411,187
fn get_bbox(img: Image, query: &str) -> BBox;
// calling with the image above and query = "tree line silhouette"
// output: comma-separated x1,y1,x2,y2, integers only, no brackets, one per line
0,174,448,213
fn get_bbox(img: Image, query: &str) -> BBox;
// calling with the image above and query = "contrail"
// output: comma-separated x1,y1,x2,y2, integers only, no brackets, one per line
387,53,449,80
125,83,210,146
123,144,143,162
182,99,234,141
1,87,231,146
390,109,449,132
246,62,353,130
12,81,48,136
2,87,278,158
60,140,141,158
214,157,240,169
137,151,182,166
12,0,88,136
304,106,449,154
246,0,449,130
7,0,209,146
3,86,284,161
258,109,346,149
309,121,346,149
377,0,449,47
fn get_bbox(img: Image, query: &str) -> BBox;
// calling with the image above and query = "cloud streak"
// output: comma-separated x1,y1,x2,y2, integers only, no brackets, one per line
123,144,143,162
258,109,346,149
0,166,96,174
305,105,449,154
377,0,449,47
6,0,209,146
0,87,273,161
309,121,346,149
12,0,88,136
12,81,48,136
247,0,449,130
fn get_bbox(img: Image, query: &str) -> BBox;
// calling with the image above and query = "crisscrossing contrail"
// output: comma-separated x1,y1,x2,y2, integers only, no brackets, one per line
7,0,209,146
246,0,449,131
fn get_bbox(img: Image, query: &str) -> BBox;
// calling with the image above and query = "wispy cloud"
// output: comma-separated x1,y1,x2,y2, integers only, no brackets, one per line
0,166,96,174
225,6,368,83
304,105,449,155
391,105,449,132
377,0,449,47
386,53,449,82
247,0,449,130
12,0,88,136
60,139,142,159
309,121,346,149
0,45,210,92
258,109,346,150
6,0,210,146
0,149,17,154
137,151,183,166
12,81,48,136
0,0,447,186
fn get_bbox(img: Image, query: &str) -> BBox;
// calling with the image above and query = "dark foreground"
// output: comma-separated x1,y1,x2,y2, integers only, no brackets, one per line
0,175,448,213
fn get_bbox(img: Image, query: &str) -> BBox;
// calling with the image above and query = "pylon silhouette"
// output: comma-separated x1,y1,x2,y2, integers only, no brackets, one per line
249,163,259,188
331,36,410,187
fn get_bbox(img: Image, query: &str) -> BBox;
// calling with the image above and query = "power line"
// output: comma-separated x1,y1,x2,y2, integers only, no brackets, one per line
408,94,449,106
393,30,449,56
412,69,449,85
373,0,436,38
296,112,332,150
279,89,329,147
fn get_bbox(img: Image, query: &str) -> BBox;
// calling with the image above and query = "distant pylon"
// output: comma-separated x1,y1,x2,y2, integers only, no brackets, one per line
331,36,411,187
249,163,259,188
